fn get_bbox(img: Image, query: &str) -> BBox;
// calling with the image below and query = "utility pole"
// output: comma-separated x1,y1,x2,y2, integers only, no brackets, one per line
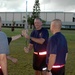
25,0,28,29
25,0,28,47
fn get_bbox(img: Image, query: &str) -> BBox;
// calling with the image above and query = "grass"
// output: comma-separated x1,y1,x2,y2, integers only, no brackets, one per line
2,28,75,75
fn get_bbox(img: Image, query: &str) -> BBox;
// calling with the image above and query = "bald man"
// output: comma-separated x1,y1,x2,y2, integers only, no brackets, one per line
46,19,68,75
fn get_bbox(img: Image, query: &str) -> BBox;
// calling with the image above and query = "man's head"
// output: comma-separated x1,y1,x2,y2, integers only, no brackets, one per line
34,18,42,30
50,19,62,34
0,17,2,31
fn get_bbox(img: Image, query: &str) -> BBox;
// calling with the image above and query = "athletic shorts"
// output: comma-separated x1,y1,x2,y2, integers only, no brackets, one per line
51,66,65,75
0,69,3,75
33,53,47,71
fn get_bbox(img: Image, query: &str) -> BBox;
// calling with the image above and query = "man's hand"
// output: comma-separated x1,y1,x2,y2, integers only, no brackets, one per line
7,56,18,63
22,30,30,39
11,58,18,63
46,72,52,75
24,47,29,53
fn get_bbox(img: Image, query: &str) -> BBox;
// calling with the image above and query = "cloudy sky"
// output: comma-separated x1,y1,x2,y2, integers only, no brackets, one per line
0,0,75,12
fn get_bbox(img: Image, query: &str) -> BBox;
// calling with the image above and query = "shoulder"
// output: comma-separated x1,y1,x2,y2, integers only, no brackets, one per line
30,30,36,36
50,35,57,42
0,31,7,37
41,28,49,34
42,28,48,31
0,31,5,35
31,30,36,34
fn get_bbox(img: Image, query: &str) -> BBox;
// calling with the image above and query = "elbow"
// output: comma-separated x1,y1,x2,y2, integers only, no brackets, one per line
39,41,44,44
39,39,45,44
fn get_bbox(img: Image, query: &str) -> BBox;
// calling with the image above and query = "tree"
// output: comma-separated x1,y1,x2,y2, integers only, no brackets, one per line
27,0,40,28
31,0,40,25
27,15,33,28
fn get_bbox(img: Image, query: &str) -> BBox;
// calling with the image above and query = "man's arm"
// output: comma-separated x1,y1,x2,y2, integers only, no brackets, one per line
46,54,56,75
24,43,33,53
22,30,45,44
30,37,45,44
11,34,22,41
65,53,68,61
47,54,56,71
0,54,8,75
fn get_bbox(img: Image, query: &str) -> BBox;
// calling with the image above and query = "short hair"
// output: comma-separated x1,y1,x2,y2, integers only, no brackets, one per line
52,19,61,21
52,19,62,25
34,17,42,22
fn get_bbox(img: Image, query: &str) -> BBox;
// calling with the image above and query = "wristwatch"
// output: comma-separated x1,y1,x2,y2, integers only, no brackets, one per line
46,69,51,72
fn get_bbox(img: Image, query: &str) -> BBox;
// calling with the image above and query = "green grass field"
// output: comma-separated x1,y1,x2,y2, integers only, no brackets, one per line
2,28,75,75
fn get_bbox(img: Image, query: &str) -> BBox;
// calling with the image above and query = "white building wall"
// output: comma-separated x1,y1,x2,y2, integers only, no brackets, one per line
13,12,22,21
40,12,47,21
0,12,6,21
46,12,55,22
21,12,26,22
6,12,13,21
0,12,75,23
65,13,73,22
55,12,65,22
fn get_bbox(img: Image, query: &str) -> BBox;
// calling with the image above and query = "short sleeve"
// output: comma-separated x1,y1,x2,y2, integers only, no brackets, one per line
48,37,58,54
7,37,12,45
0,32,9,54
40,29,49,40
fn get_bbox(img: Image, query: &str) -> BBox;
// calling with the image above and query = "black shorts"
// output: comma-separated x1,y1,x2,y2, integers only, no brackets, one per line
33,53,47,71
51,66,65,75
0,69,3,75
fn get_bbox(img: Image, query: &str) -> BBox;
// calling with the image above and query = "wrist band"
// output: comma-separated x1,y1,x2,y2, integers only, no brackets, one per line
21,34,23,37
46,69,51,72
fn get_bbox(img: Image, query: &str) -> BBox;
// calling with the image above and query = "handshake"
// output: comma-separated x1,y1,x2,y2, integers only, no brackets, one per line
22,29,30,40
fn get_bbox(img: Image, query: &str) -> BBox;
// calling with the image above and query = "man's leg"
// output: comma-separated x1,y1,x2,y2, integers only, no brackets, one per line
41,71,46,75
35,70,46,75
0,54,8,75
35,70,41,75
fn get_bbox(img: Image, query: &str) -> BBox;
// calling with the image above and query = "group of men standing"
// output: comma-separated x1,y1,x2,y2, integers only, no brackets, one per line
0,17,68,75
